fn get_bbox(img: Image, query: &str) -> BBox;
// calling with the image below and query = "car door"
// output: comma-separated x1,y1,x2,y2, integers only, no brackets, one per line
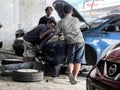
100,18,120,52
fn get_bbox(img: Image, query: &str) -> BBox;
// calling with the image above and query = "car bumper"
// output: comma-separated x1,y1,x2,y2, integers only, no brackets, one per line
87,77,120,90
87,78,106,90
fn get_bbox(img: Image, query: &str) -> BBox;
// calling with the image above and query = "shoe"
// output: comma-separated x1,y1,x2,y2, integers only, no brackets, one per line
67,72,77,85
75,79,80,83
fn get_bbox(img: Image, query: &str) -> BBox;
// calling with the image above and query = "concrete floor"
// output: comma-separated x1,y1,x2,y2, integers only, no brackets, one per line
0,50,88,90
0,75,86,90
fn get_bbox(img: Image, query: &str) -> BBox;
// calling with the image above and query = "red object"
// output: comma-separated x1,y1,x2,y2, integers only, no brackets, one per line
117,6,120,11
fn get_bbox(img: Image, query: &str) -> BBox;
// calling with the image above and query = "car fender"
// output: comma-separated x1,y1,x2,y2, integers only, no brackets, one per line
85,42,101,61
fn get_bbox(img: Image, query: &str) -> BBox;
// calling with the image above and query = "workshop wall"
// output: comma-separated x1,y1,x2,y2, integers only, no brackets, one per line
0,0,46,50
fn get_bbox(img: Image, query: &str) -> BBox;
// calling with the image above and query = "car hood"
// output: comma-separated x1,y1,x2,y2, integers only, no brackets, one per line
101,42,120,63
52,0,89,25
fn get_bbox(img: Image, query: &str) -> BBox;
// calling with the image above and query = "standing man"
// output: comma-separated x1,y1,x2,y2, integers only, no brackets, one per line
54,5,86,84
38,6,55,25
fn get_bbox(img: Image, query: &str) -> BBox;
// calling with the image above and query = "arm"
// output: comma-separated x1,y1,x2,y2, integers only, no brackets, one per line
54,21,61,35
39,29,52,39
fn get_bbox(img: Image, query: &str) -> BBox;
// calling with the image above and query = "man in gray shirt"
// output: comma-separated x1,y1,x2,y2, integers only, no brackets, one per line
54,5,86,84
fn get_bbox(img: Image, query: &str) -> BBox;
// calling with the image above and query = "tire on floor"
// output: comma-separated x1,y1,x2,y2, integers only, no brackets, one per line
12,69,44,82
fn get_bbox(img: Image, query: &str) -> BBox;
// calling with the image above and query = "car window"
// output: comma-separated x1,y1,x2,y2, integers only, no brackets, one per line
110,18,120,25
90,19,108,28
103,18,120,32
89,14,120,29
103,25,120,32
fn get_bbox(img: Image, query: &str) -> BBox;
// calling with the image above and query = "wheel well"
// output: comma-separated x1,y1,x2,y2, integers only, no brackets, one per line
85,44,97,65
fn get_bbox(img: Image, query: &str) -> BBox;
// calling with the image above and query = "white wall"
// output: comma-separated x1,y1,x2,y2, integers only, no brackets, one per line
0,0,46,50
0,0,18,50
19,0,46,32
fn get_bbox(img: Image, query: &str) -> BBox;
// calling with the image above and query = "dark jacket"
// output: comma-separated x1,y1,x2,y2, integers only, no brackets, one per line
38,16,55,25
24,24,48,45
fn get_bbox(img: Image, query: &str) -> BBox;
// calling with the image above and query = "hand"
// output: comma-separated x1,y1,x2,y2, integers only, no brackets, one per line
39,44,43,50
47,29,52,32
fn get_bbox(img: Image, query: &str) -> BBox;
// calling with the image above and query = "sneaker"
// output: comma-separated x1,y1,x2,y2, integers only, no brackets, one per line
67,72,77,85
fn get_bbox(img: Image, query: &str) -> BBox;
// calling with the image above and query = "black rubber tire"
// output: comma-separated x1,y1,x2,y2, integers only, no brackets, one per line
1,59,24,65
85,45,97,65
12,69,44,82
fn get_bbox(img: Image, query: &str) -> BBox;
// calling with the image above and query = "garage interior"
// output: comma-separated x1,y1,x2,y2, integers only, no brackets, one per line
0,0,120,90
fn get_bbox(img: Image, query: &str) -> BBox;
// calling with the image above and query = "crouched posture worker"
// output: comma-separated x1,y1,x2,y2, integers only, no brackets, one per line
23,19,56,61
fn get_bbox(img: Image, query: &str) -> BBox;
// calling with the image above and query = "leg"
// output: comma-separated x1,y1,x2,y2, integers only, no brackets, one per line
73,63,81,80
67,44,75,73
67,44,77,84
0,61,41,71
4,61,33,70
73,42,86,80
68,63,74,73
23,40,35,61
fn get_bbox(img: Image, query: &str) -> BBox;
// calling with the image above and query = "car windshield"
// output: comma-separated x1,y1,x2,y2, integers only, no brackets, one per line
89,14,120,29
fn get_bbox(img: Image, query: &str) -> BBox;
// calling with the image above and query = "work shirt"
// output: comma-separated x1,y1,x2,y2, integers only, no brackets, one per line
54,16,84,44
38,16,55,25
23,24,48,45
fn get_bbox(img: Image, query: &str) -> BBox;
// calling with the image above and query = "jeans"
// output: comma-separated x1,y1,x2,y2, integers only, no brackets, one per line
23,40,35,58
4,61,42,71
67,42,86,64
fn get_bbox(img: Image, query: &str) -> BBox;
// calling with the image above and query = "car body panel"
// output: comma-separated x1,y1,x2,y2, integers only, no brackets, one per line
83,19,120,60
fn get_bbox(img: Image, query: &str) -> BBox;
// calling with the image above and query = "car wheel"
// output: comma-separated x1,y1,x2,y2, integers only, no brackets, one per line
85,45,97,65
1,59,24,65
12,69,44,82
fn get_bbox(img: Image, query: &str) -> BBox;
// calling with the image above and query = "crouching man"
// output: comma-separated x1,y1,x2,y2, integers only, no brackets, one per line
0,19,56,75
23,19,56,61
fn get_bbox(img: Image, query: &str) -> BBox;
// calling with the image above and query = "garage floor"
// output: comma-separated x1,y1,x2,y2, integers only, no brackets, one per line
0,50,87,90
0,75,86,90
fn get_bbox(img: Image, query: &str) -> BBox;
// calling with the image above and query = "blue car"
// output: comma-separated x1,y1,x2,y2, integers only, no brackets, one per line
53,0,120,65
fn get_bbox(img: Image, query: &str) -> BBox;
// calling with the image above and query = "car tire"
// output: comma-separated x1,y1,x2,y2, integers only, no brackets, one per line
85,45,97,65
12,69,44,82
1,59,24,65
